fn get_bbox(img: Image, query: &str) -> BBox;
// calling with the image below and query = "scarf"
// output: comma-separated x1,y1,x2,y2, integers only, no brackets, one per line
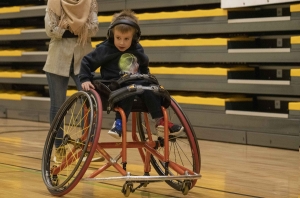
47,0,98,45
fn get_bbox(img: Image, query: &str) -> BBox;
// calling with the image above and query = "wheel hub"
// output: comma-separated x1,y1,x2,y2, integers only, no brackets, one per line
62,134,71,145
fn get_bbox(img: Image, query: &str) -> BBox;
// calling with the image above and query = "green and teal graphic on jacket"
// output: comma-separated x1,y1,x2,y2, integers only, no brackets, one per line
119,53,139,74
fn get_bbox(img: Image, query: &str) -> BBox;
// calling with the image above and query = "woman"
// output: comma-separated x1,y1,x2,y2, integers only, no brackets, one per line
43,0,103,163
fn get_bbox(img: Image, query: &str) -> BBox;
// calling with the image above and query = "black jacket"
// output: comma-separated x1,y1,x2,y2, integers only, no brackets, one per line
79,40,149,83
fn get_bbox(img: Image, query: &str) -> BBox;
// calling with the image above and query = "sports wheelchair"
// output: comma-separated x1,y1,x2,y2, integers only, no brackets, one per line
41,73,201,197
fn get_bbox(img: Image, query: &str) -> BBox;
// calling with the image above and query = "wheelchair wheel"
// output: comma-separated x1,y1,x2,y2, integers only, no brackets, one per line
41,90,102,196
137,97,201,191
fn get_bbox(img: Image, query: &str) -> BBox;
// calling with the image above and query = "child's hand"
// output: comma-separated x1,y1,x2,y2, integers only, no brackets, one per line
81,81,95,91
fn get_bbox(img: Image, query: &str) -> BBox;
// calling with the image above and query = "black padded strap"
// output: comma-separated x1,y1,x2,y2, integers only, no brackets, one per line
92,80,111,97
107,84,171,113
109,73,159,91
119,73,158,84
108,84,144,112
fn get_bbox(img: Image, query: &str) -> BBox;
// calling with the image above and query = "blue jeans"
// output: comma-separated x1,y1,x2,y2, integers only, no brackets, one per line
46,65,82,148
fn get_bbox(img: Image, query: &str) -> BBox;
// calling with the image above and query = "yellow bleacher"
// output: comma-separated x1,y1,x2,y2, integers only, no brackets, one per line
92,38,227,48
0,69,37,78
95,65,252,75
98,8,227,22
0,50,23,56
288,102,300,110
172,94,252,106
0,90,40,100
0,6,21,14
0,28,22,35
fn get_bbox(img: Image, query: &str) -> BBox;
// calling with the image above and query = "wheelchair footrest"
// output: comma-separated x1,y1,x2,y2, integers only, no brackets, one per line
82,173,201,182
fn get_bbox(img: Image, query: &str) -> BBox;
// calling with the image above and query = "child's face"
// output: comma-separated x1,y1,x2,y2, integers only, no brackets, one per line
113,29,135,51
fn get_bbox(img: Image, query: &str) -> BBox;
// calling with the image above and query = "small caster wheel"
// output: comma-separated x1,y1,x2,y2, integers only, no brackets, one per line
51,176,59,186
124,185,131,197
143,182,148,187
181,181,191,195
122,183,133,197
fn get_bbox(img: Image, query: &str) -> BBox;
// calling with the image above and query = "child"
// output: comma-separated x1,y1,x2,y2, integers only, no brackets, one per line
79,9,183,139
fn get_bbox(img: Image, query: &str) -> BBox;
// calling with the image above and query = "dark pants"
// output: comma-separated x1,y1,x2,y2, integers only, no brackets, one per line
116,90,163,121
46,61,82,148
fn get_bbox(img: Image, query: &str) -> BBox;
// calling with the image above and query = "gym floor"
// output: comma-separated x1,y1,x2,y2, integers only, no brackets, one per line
0,118,298,198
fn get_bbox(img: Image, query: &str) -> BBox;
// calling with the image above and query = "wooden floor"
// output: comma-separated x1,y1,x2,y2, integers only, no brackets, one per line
0,118,299,198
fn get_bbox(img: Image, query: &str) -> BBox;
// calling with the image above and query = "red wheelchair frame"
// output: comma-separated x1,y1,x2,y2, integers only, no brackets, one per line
41,82,201,197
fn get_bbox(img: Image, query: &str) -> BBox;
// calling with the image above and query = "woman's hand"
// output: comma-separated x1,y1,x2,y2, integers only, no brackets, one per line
81,81,95,91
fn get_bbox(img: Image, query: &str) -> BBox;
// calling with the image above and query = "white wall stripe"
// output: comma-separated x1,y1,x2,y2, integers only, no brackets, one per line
226,110,288,118
227,79,290,85
228,16,290,23
228,48,290,53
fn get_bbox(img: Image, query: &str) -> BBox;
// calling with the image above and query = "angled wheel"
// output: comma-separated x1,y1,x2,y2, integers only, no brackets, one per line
41,90,103,196
137,97,201,191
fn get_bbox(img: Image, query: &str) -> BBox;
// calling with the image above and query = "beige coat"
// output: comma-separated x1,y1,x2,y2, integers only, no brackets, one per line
43,7,98,77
